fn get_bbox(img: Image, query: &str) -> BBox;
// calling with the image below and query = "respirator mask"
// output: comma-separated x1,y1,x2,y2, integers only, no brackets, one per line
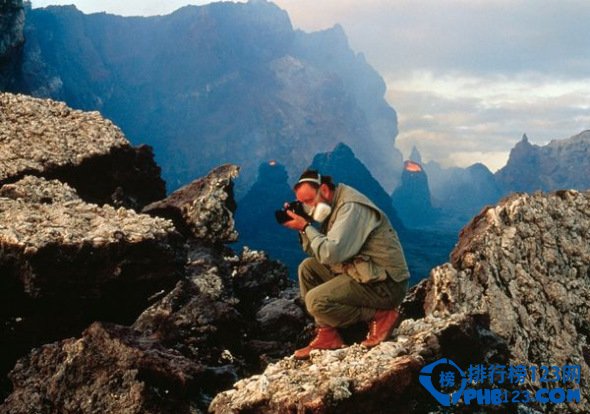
302,192,332,223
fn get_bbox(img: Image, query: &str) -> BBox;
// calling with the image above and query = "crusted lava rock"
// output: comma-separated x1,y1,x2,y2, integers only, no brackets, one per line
0,176,185,395
0,93,165,210
1,322,205,414
132,244,306,406
143,164,239,243
210,190,590,414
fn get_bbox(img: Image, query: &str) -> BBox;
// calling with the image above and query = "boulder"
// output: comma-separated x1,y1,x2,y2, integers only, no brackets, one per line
1,322,205,414
0,93,165,210
0,176,185,394
143,164,239,243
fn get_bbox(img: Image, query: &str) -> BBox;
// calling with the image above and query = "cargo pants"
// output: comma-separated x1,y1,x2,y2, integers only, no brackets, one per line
298,257,409,328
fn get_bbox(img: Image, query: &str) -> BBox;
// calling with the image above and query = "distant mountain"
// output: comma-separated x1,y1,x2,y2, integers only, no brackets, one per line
391,160,437,228
7,1,403,193
235,160,306,273
495,131,590,193
424,160,502,230
309,142,404,230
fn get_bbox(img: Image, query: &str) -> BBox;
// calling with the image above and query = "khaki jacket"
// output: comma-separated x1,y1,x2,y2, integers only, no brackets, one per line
302,184,409,283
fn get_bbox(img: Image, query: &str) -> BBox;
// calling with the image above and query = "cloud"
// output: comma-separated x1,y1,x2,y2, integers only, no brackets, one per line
388,71,590,171
275,0,590,78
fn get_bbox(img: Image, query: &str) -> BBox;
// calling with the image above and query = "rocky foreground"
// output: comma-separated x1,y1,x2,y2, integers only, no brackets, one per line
211,190,590,414
0,163,309,413
0,93,309,412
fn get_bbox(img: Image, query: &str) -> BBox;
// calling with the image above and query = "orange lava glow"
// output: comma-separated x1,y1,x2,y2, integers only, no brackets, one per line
269,160,277,166
404,161,423,172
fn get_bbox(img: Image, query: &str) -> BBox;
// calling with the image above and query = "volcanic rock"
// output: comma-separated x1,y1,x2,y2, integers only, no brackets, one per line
0,176,185,395
1,322,205,414
143,164,239,243
133,244,305,380
0,92,165,210
210,190,590,414
0,162,309,412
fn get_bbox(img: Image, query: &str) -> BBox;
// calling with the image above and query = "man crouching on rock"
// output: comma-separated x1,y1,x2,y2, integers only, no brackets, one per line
282,169,410,359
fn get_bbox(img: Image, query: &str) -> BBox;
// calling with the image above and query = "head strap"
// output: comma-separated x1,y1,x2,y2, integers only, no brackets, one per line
297,173,321,186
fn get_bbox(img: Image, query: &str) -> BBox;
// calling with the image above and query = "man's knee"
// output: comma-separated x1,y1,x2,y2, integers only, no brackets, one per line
298,257,318,282
304,286,330,317
297,257,317,277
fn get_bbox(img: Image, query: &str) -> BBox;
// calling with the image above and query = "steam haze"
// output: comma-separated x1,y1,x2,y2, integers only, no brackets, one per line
31,0,590,171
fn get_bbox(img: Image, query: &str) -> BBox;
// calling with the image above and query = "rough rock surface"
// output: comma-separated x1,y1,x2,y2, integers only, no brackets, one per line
1,322,205,414
435,190,590,408
143,164,239,243
0,176,185,397
0,93,165,209
0,166,309,413
132,244,307,403
210,190,590,414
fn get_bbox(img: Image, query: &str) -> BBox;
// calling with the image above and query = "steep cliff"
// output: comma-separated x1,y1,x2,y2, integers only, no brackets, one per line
16,1,402,193
0,0,24,90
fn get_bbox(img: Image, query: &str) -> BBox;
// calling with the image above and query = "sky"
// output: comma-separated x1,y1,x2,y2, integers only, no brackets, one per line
30,0,590,172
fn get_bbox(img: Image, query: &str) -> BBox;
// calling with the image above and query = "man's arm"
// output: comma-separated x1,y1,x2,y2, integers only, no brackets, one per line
303,203,379,265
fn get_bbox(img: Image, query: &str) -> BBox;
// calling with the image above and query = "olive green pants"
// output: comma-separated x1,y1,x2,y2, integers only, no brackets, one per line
298,257,409,328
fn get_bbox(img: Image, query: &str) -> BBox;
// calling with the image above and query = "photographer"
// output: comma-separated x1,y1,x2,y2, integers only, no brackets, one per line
281,169,409,359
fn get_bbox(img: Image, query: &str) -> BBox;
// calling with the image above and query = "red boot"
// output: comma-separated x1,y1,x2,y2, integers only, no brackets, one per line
294,327,345,360
361,309,401,348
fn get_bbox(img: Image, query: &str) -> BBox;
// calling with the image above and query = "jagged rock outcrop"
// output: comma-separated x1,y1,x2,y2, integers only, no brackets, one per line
1,165,309,413
210,190,590,414
0,176,185,399
0,0,24,91
142,164,239,243
0,93,165,209
495,131,590,193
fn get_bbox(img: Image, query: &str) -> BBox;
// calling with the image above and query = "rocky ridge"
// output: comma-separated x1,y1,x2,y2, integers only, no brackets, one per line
495,131,590,194
0,165,309,413
143,164,239,243
211,190,590,413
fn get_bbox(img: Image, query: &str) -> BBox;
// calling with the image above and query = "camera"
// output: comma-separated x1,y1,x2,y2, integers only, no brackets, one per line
275,200,311,224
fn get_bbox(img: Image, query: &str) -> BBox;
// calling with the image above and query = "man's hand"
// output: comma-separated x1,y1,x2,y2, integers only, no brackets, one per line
282,209,309,232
